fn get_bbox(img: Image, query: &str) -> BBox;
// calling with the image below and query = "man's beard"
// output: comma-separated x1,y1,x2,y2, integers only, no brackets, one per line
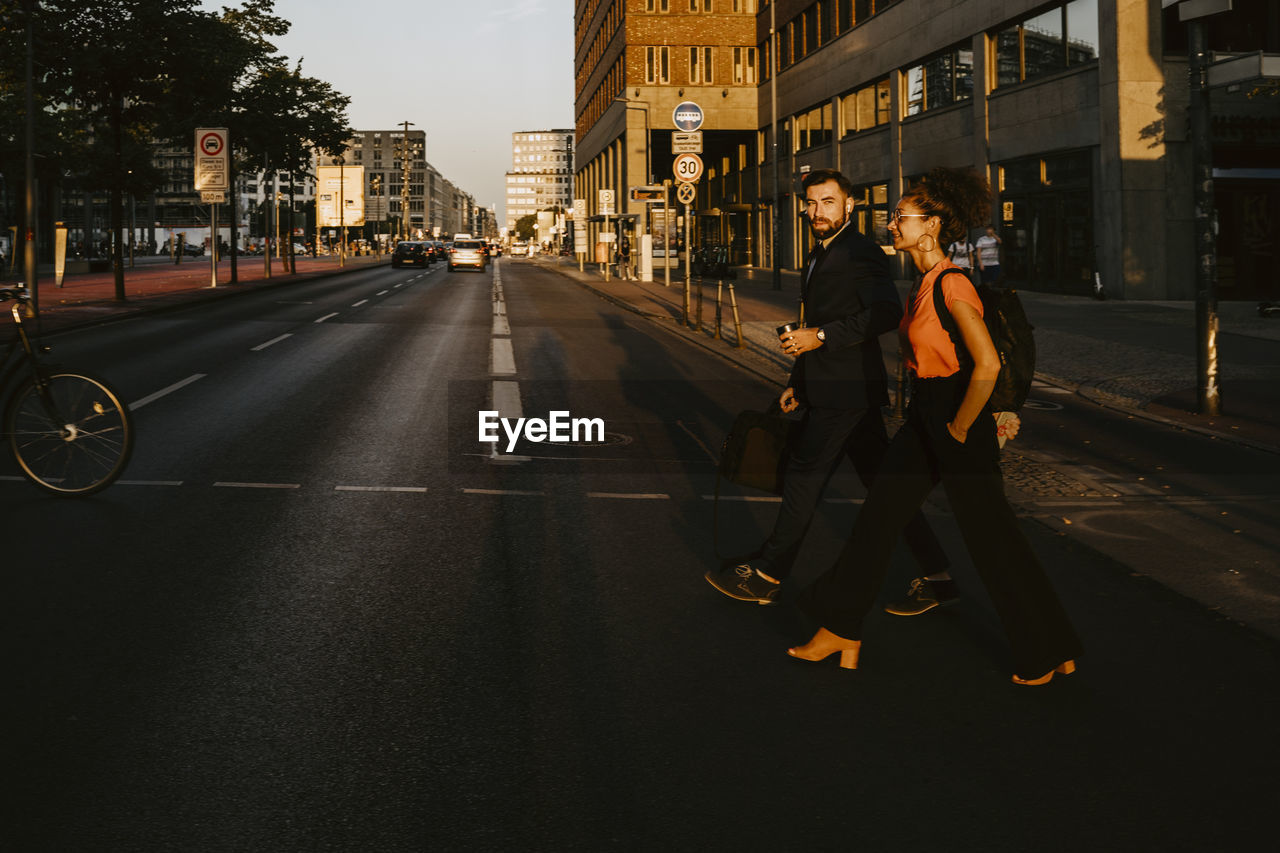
809,209,847,238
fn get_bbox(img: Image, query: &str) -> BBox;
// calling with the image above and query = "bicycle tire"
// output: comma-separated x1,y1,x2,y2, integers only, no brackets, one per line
6,371,134,497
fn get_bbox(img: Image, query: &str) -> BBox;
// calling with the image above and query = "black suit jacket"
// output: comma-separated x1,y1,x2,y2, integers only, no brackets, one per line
788,223,902,410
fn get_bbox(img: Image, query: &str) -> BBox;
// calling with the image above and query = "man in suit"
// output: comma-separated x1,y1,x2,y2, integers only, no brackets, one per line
706,169,950,605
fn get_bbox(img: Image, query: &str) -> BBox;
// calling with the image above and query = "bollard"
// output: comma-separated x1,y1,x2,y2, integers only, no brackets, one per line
695,271,704,332
714,280,724,340
727,281,745,349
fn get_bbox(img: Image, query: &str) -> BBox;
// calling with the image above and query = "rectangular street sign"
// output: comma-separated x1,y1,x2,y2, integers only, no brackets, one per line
629,185,667,203
194,127,229,192
598,188,615,216
200,190,226,203
672,131,702,154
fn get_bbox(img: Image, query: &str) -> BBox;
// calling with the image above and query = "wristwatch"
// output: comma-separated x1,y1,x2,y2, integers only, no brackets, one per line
815,328,826,343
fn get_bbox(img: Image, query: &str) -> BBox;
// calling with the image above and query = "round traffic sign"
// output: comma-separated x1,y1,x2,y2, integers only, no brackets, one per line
676,182,696,205
199,131,225,157
673,153,704,183
672,101,704,132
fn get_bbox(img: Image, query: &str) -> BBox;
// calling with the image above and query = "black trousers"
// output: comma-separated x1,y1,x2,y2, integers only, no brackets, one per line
797,377,1082,679
759,406,948,580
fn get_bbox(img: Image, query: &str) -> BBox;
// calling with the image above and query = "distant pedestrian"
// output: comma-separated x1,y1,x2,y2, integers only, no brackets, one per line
976,224,1002,284
948,237,976,270
618,234,632,279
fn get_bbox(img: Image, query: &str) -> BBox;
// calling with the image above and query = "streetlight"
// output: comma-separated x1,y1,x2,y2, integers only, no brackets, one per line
397,120,421,242
335,154,345,267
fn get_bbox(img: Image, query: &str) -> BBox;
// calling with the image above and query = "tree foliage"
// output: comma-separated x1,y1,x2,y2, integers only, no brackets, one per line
0,0,351,294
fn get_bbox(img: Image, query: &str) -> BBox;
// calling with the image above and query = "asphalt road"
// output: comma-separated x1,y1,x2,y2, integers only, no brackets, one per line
4,258,1277,851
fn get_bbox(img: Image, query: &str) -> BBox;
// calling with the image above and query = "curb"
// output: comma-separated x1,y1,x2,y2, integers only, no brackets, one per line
28,260,389,336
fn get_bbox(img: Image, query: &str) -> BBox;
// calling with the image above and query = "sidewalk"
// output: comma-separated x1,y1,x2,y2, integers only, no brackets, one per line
540,255,1280,454
4,252,385,332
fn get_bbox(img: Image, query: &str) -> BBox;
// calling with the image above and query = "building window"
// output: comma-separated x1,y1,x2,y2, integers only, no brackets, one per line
840,77,891,135
904,44,973,116
690,47,713,83
794,101,833,151
646,46,671,83
996,0,1098,88
733,0,756,11
733,46,757,84
689,0,711,10
646,0,669,11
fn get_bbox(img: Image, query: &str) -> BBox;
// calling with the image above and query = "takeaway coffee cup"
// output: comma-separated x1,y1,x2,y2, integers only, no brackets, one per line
776,322,801,338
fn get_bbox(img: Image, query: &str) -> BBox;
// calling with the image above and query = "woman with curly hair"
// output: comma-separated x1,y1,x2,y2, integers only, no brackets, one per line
786,167,1082,685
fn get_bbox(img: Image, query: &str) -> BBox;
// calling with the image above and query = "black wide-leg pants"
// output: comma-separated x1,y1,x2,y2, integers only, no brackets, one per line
797,378,1083,679
760,406,948,581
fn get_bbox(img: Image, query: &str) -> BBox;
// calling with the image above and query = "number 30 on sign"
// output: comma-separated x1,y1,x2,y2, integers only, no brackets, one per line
673,153,703,183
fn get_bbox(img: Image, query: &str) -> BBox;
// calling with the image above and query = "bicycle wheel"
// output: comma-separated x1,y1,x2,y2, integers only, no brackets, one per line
6,371,134,496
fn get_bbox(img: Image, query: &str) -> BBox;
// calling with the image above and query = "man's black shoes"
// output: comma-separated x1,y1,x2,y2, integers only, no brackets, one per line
705,562,781,606
883,576,960,616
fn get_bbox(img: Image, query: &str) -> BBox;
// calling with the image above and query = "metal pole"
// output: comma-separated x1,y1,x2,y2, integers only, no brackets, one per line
1189,19,1220,415
770,2,781,292
663,180,671,288
23,0,37,315
209,203,218,287
684,201,691,326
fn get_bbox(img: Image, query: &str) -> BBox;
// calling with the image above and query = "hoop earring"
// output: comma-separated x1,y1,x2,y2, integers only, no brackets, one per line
917,234,936,253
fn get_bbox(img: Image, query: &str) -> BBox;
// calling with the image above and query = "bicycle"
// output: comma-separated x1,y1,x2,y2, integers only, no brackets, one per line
1,286,134,496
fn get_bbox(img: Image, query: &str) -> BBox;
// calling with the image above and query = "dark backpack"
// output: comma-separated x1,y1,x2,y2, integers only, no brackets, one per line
932,269,1036,412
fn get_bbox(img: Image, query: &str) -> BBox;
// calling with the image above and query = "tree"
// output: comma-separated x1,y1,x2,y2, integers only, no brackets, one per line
515,214,537,241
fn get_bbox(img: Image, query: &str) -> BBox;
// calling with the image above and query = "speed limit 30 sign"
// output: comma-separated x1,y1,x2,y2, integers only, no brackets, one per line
673,153,703,183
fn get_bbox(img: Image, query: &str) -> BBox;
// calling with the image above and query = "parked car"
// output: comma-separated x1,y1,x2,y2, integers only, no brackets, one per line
181,242,205,257
448,238,487,272
391,241,430,268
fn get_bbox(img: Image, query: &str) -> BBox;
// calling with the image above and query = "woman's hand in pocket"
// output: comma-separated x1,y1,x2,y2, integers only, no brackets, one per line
946,421,968,444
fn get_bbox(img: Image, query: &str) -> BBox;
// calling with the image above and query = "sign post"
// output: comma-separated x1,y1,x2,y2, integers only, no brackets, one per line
573,199,587,272
599,189,615,281
195,128,229,287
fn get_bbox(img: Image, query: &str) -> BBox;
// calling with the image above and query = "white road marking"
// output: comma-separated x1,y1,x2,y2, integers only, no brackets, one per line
351,299,368,307
129,373,206,411
491,379,522,419
376,290,389,296
213,482,301,489
315,312,339,324
586,492,671,500
335,485,429,493
491,338,516,375
493,314,510,335
462,488,545,496
251,334,293,352
701,495,784,503
116,480,185,486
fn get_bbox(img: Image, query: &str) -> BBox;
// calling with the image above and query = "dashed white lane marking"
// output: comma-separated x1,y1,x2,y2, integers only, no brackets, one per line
335,485,429,493
587,492,671,500
129,374,207,411
251,334,293,352
492,379,523,418
491,338,516,375
315,312,339,324
493,313,510,335
376,290,389,296
213,482,301,489
702,495,783,503
117,480,184,486
462,488,545,496
352,299,368,307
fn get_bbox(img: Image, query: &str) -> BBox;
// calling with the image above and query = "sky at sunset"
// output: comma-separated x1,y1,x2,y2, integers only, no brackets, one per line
202,0,575,219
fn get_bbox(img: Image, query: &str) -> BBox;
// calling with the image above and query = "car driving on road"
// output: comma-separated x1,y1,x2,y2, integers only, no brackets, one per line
448,238,487,272
391,241,430,268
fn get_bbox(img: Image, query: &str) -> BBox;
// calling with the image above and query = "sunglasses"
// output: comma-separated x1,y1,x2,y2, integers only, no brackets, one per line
890,209,931,224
